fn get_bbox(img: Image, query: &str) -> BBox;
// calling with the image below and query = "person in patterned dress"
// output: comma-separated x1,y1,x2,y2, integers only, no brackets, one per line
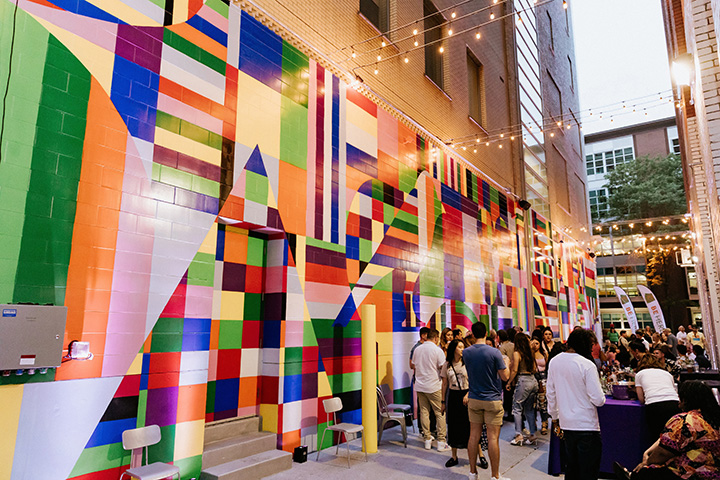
627,380,720,480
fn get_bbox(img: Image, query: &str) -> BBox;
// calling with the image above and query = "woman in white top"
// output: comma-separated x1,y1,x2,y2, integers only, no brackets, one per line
635,354,680,441
440,340,489,469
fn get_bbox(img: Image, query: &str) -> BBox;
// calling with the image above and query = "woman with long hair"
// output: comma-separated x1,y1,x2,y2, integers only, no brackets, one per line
440,327,453,353
531,335,550,435
617,380,720,480
506,333,539,445
440,340,489,469
635,354,680,441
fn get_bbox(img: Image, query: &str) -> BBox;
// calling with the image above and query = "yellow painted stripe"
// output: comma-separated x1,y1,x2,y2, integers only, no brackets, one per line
0,385,24,479
154,128,221,166
173,0,190,24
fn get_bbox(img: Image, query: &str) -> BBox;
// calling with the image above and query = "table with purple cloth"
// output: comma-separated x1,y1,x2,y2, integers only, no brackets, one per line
548,396,654,476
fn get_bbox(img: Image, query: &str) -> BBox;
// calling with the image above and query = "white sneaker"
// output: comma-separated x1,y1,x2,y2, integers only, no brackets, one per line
468,473,478,480
491,476,511,480
437,441,450,452
424,438,433,450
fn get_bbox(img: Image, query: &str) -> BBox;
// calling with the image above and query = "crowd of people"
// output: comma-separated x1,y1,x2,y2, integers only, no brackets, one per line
407,322,719,480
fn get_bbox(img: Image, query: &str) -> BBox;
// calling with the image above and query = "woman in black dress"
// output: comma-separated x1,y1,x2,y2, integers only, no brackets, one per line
441,339,489,469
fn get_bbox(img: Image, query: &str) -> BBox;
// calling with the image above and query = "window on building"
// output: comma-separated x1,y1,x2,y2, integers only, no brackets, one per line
671,138,680,154
547,11,554,50
586,147,633,176
568,56,574,90
589,188,609,222
360,0,389,34
467,51,485,126
424,0,444,89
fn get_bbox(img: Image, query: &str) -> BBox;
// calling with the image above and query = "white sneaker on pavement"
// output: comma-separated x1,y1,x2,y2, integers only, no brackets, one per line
424,438,433,450
437,441,450,452
491,476,511,480
467,473,478,480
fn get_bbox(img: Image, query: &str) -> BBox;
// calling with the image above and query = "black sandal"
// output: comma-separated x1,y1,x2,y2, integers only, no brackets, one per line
445,457,459,468
478,456,489,470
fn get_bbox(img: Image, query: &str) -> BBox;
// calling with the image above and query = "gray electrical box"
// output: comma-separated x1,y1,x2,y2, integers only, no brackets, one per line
0,305,67,370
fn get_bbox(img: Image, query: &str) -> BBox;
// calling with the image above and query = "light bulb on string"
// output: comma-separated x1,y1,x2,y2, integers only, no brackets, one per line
404,56,409,63
414,40,419,46
451,11,456,18
439,46,444,53
381,41,386,47
563,0,568,9
448,28,453,36
377,55,381,61
476,32,481,39
490,12,495,19
413,28,418,35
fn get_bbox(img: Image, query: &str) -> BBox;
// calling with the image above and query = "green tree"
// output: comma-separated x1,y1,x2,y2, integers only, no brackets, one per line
604,154,687,220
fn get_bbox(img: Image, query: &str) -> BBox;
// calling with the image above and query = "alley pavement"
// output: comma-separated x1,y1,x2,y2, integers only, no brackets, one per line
267,420,557,480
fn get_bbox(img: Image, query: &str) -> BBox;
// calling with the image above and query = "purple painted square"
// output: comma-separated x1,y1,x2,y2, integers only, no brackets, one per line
145,387,178,427
222,262,246,291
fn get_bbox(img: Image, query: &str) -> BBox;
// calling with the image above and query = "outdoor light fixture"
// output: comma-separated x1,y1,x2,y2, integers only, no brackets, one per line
672,53,693,86
672,52,695,105
518,199,532,211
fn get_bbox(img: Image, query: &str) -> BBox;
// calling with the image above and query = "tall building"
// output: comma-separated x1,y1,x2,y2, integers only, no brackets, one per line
661,0,720,364
583,118,697,332
0,1,593,478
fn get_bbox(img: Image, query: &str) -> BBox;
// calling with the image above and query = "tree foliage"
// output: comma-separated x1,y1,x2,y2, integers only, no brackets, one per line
604,154,687,220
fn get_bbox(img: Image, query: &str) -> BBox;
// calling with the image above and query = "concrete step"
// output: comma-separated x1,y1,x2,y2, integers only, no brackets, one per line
204,416,261,445
199,449,292,480
202,431,277,469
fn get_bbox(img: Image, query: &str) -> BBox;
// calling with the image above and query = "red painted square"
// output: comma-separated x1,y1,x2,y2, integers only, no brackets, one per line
147,371,180,389
216,349,242,379
242,321,262,348
245,265,264,293
260,376,279,404
148,352,181,374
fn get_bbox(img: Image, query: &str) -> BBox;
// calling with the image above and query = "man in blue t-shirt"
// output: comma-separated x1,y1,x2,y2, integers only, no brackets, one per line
463,322,510,480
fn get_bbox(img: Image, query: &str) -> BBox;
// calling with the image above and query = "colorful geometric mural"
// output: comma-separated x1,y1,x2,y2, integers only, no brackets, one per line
0,1,596,479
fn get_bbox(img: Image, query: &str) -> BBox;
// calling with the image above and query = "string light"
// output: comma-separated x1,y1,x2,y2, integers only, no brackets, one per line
476,32,481,39
563,0,568,9
404,56,409,63
451,11,457,18
439,46,444,53
381,41,386,47
490,12,495,19
448,28,453,36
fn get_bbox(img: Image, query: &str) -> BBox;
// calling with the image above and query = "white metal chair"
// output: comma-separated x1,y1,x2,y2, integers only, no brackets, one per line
316,397,367,468
119,425,181,480
376,386,407,447
378,383,415,433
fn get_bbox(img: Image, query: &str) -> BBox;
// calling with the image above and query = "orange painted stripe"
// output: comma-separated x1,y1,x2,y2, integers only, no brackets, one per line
167,22,227,62
59,79,127,380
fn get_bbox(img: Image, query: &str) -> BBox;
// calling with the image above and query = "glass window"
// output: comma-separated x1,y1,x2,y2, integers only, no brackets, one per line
467,51,484,126
424,0,444,89
360,0,389,33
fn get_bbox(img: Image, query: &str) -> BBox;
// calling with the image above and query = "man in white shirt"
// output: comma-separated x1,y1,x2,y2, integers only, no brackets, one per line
547,328,606,480
676,325,687,345
412,328,450,451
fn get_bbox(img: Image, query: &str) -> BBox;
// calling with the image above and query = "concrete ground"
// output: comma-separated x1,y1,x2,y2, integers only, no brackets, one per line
267,420,555,480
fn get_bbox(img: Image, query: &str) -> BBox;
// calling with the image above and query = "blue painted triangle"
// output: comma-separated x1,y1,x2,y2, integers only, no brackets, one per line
245,144,267,176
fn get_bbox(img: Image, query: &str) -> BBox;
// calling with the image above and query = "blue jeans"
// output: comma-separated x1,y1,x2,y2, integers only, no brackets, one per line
563,430,602,480
512,375,538,436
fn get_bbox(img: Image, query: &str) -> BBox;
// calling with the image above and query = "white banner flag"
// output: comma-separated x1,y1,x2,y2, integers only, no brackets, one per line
613,286,640,333
637,284,667,333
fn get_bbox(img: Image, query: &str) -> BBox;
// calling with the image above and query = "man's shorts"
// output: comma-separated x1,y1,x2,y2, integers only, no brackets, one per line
467,398,504,426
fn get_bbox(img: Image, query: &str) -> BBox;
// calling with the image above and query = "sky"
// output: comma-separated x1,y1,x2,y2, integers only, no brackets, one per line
571,0,675,135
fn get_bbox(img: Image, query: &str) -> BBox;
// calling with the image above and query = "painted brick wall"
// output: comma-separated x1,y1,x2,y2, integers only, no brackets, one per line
0,1,596,479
